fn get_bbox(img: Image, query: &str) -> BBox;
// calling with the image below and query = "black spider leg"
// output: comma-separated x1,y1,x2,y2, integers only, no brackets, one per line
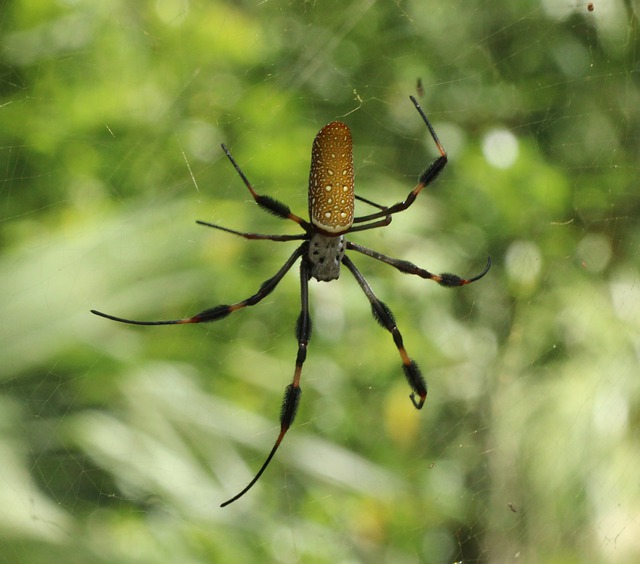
346,195,393,235
355,193,389,211
351,95,447,226
221,144,312,233
196,220,308,242
221,258,311,507
91,245,305,326
341,255,427,409
347,242,492,287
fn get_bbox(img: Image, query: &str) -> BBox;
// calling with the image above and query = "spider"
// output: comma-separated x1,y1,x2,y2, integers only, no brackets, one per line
91,96,490,507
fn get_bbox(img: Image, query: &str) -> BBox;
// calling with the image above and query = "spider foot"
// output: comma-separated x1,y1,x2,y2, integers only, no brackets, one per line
437,256,492,287
403,361,427,410
409,392,426,410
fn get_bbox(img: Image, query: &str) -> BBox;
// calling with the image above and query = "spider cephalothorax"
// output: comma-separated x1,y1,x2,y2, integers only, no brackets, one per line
91,96,490,506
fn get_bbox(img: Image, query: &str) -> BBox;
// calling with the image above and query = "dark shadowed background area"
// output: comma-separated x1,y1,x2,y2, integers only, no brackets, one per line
1,1,639,562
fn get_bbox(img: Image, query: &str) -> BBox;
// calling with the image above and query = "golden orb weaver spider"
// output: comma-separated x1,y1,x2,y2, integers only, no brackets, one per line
91,96,491,507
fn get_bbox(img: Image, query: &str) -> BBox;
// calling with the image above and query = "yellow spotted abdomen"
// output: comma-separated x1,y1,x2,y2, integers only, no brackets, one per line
308,121,355,234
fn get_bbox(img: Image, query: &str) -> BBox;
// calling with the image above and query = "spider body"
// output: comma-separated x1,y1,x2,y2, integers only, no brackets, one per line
307,121,353,281
308,232,345,281
91,96,490,507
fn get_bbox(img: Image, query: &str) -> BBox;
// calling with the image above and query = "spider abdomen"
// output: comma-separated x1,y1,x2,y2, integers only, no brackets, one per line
308,121,355,234
308,233,345,281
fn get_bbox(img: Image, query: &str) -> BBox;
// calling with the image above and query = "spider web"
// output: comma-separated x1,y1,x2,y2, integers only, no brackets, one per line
1,0,639,562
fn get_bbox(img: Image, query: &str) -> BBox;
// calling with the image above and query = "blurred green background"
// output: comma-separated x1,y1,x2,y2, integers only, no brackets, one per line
1,1,639,562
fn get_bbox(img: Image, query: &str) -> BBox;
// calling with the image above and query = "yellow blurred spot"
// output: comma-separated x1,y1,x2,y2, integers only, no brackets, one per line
384,384,421,450
351,498,387,543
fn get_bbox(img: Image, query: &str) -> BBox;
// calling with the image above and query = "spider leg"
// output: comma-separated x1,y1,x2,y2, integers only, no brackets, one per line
355,193,389,212
221,144,312,232
352,95,447,225
221,259,312,507
341,255,427,410
344,195,393,234
346,218,393,234
347,242,491,287
196,220,308,242
91,245,305,326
